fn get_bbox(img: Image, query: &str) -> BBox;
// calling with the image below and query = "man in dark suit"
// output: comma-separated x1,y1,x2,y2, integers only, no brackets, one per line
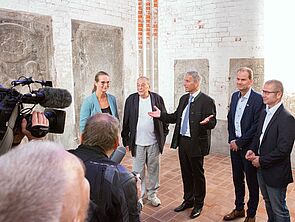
121,76,169,207
224,67,264,222
149,71,216,219
246,80,295,222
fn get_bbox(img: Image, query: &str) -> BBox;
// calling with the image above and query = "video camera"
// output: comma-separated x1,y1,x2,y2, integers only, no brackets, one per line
0,77,72,155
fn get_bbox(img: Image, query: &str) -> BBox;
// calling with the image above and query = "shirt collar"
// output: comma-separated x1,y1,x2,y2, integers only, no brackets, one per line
139,94,150,100
239,88,251,99
190,89,200,100
266,101,282,115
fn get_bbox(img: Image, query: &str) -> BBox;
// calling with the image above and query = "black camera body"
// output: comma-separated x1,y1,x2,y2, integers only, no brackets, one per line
21,108,66,138
0,77,72,153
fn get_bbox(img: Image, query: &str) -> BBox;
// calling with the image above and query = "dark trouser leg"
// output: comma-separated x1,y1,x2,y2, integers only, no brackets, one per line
243,155,259,217
178,137,194,203
230,150,245,211
190,156,205,208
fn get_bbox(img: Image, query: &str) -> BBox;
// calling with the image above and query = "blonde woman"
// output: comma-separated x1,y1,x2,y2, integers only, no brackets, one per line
80,71,119,133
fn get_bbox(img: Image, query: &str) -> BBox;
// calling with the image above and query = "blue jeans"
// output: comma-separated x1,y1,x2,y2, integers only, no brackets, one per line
257,169,290,222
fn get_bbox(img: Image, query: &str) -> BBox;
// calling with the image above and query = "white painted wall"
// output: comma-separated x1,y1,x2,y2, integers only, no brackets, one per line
0,0,137,148
157,1,294,168
158,0,264,120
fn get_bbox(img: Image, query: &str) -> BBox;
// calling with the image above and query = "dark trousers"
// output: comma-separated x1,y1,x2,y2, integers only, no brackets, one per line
230,150,259,217
179,136,205,208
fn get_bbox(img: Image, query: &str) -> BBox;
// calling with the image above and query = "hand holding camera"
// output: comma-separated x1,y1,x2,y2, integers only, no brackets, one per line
13,111,49,145
0,77,72,155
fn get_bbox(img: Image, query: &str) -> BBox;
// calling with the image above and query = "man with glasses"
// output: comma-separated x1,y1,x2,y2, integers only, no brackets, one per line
224,67,264,222
246,80,295,222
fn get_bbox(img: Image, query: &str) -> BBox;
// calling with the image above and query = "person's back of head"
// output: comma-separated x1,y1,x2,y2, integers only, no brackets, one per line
0,140,89,222
82,113,120,156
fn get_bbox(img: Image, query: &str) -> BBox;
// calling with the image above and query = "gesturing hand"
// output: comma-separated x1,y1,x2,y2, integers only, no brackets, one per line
200,114,214,125
148,106,161,118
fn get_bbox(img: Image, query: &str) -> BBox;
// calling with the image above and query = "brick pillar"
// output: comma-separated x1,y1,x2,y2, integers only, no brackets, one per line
138,0,143,75
137,0,158,90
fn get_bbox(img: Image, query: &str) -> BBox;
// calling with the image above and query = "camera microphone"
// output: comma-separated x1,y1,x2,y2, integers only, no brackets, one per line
39,88,72,108
110,146,126,163
22,88,72,108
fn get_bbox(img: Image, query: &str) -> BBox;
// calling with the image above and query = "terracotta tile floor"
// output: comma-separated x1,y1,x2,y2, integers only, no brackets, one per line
122,145,295,222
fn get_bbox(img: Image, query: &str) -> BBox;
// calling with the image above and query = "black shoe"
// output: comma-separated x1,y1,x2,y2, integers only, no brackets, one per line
174,201,194,212
190,207,202,219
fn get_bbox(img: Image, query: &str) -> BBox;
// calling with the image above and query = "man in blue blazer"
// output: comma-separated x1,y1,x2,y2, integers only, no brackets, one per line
246,80,295,222
224,67,264,222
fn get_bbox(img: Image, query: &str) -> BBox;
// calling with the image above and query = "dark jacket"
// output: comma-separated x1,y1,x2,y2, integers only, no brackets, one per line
251,104,295,188
160,92,216,156
227,89,264,150
69,145,140,222
121,92,169,157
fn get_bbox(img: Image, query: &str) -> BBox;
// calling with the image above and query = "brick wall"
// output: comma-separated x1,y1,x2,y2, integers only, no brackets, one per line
158,0,264,119
157,0,264,155
138,0,158,49
137,0,158,85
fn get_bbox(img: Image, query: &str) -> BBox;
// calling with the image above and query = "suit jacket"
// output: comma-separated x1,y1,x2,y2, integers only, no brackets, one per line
252,104,295,188
80,92,119,132
227,89,264,150
160,92,216,157
121,92,169,157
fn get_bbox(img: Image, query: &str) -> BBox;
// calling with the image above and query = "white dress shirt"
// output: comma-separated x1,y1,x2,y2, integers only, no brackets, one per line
234,89,251,138
259,101,282,146
180,89,200,137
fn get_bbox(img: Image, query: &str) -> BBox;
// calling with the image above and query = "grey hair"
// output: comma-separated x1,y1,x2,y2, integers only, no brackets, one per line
264,79,284,95
0,141,68,222
82,113,119,152
186,71,202,83
237,67,254,80
137,76,150,85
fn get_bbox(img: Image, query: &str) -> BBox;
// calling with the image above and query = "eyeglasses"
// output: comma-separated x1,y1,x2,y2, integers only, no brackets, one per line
261,90,278,95
100,81,110,85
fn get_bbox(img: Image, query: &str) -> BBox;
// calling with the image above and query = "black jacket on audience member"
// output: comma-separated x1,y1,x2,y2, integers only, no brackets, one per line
69,145,140,222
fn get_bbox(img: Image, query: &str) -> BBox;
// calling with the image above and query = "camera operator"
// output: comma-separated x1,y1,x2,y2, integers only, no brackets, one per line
12,111,49,147
1,77,72,155
69,113,141,222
